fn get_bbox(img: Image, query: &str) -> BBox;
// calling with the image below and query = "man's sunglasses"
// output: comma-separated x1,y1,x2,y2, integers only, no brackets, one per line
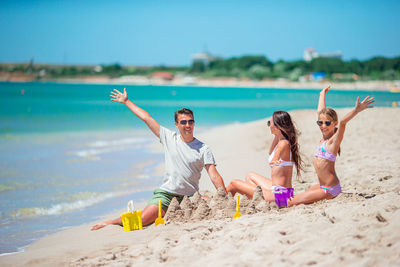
179,119,195,125
316,120,332,126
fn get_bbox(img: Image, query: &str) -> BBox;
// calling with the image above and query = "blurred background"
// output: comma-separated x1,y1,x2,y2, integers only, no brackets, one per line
1,0,400,83
0,0,399,255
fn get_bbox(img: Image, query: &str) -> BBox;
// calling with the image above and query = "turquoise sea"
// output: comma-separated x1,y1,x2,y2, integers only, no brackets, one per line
0,82,399,255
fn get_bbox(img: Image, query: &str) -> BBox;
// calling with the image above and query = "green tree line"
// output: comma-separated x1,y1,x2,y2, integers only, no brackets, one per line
1,55,399,81
190,56,400,81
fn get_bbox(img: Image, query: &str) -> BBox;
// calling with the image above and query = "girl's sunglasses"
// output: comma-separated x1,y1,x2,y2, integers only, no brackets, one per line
179,119,195,125
267,120,271,127
316,120,332,126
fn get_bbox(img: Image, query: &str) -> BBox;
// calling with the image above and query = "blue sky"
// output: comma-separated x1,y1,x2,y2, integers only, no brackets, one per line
0,0,399,66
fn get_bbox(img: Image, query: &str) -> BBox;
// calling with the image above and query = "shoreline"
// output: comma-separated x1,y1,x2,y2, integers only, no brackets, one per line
1,77,400,92
1,107,399,266
0,128,164,256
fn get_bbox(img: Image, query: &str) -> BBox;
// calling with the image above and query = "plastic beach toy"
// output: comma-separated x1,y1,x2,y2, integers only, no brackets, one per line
272,186,294,208
120,200,143,232
154,200,165,226
233,195,242,219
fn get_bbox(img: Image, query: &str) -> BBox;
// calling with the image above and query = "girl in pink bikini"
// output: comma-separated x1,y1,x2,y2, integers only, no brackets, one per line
288,86,374,206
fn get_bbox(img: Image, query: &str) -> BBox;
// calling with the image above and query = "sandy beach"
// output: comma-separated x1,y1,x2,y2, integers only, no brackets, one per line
1,107,399,266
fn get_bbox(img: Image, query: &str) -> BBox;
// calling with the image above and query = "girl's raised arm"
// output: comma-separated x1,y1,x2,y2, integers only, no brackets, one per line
333,96,374,147
317,86,331,114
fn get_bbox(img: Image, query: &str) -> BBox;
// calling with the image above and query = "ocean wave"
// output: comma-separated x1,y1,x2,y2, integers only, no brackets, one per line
72,137,150,159
9,191,116,217
0,246,26,257
74,147,120,159
88,137,148,148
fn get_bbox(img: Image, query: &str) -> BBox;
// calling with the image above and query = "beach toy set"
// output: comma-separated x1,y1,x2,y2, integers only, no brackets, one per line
120,201,143,231
272,185,294,208
121,199,166,231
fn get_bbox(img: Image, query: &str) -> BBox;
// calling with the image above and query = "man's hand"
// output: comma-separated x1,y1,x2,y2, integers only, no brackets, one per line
110,87,160,138
111,88,128,104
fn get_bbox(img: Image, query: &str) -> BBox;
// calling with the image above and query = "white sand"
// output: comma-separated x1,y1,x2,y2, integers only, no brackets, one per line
52,76,400,92
1,107,399,266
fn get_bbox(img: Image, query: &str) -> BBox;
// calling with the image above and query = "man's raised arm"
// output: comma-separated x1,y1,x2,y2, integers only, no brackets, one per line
111,88,160,138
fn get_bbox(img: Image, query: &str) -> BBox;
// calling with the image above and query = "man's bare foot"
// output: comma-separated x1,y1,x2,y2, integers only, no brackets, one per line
90,222,108,231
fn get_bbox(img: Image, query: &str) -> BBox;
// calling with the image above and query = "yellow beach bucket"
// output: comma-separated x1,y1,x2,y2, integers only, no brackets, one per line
120,200,143,232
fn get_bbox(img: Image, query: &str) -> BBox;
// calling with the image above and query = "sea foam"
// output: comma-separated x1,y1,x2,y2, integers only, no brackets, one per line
9,191,117,217
72,137,150,159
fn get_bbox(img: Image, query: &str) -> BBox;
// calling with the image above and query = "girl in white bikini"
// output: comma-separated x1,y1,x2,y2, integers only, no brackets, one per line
288,86,374,206
226,110,303,206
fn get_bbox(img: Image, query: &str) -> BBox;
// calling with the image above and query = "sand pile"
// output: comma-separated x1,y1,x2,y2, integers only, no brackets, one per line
165,186,275,224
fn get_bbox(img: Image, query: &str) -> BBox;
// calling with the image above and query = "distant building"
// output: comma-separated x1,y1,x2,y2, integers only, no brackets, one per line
191,52,218,66
93,65,103,73
39,69,46,77
304,48,318,62
304,48,342,62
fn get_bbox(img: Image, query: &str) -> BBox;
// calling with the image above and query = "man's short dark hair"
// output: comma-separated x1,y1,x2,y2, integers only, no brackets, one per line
174,108,194,122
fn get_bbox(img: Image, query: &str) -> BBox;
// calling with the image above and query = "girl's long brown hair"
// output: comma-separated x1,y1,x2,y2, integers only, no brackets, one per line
272,111,304,177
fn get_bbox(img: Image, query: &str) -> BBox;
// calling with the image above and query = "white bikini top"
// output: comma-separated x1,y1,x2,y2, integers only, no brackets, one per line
268,145,294,167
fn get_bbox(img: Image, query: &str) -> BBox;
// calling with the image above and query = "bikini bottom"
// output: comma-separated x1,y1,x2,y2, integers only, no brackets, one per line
320,183,342,197
271,185,294,208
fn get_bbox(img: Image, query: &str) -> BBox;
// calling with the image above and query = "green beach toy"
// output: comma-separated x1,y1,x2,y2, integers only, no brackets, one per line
155,200,165,226
233,195,242,219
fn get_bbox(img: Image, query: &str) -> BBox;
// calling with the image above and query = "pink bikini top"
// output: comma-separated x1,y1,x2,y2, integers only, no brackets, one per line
314,140,337,162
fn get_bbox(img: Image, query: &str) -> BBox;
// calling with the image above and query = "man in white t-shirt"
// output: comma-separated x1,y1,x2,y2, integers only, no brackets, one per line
91,88,226,230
